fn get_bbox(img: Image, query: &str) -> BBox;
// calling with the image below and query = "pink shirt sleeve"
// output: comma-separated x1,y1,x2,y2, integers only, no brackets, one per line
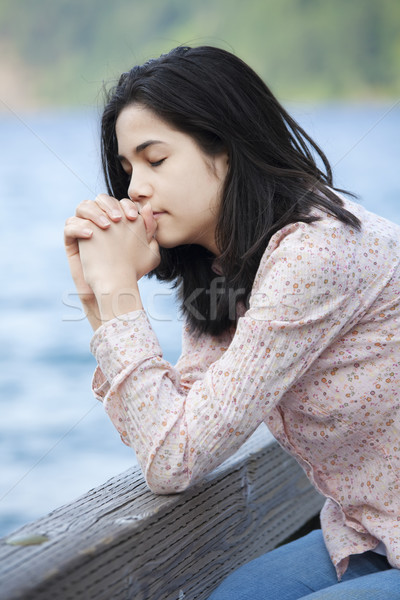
90,219,364,494
91,316,233,401
174,323,234,392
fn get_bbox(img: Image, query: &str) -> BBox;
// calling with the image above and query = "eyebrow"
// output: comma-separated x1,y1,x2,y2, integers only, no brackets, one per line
136,139,165,153
117,140,165,161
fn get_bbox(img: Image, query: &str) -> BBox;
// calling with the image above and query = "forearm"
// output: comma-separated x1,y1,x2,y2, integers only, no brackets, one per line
94,282,144,324
90,313,262,494
81,297,103,332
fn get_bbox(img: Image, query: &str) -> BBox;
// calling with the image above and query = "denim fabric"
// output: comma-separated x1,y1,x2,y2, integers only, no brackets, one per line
207,530,400,600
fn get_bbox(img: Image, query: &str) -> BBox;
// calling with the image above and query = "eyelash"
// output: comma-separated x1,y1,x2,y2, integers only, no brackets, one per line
149,158,166,167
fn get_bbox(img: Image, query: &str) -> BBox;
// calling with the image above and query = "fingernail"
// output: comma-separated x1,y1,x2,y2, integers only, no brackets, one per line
128,209,138,217
111,211,122,219
99,216,111,226
83,228,93,236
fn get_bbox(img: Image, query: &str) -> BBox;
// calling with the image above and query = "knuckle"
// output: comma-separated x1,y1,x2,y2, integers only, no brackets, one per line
120,198,134,209
95,193,112,204
75,200,92,215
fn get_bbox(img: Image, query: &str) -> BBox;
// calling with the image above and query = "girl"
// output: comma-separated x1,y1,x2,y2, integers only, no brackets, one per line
64,46,400,599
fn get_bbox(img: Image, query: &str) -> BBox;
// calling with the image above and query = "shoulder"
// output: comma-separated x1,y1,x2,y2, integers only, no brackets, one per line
250,214,349,299
252,199,400,297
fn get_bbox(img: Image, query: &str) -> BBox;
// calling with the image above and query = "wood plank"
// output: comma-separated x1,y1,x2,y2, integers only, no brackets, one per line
0,425,324,600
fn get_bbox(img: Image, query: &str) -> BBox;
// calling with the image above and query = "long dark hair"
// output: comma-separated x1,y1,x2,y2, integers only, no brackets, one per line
101,45,361,336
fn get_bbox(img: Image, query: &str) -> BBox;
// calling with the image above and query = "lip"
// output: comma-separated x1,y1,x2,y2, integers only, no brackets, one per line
152,211,166,220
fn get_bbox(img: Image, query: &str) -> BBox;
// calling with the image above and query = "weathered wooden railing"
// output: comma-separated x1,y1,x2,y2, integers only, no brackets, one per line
0,424,324,600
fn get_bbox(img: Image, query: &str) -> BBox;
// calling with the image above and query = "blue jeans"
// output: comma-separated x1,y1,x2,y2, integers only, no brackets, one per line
207,529,400,599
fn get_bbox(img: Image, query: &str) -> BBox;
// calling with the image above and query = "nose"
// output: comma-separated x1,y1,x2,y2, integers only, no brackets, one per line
127,170,153,204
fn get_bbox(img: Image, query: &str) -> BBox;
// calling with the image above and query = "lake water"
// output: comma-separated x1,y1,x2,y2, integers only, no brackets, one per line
0,102,399,537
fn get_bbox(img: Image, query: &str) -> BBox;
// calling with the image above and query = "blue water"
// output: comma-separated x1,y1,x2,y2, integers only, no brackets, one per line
0,103,399,537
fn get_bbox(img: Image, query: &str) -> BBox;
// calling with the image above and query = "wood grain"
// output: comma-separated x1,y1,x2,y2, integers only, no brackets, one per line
0,425,324,600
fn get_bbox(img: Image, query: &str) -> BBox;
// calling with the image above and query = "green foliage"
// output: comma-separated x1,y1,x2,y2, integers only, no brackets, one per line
1,0,399,105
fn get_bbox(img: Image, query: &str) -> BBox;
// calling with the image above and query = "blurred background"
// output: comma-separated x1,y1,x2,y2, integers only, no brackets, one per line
0,0,399,537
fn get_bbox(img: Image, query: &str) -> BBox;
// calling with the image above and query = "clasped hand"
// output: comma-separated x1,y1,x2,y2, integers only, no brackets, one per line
64,194,161,327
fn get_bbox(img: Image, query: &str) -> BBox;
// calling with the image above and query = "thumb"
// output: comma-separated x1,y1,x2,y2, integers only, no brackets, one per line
140,202,157,242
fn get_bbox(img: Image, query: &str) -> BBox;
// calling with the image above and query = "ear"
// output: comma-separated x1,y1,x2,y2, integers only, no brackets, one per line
216,150,229,180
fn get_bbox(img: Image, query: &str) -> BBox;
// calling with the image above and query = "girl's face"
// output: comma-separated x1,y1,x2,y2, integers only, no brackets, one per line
115,104,228,254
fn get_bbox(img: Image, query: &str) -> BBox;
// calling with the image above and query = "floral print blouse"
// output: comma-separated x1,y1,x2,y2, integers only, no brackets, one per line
91,198,400,579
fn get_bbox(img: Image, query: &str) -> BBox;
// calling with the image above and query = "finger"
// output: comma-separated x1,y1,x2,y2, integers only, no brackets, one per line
119,198,140,220
64,216,94,246
149,238,161,257
75,199,114,229
94,193,124,221
140,202,157,242
148,239,161,270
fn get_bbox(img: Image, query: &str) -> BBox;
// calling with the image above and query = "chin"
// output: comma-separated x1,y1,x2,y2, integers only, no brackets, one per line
156,236,184,249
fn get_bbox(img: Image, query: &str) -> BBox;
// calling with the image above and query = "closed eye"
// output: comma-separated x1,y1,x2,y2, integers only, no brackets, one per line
150,158,166,167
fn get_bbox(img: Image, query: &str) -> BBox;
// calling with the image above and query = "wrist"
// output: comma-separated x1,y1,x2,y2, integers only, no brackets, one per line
77,295,102,332
79,293,97,308
95,284,143,323
90,271,138,298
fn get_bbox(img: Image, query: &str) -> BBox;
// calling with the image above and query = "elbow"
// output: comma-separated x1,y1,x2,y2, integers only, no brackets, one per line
145,469,194,495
